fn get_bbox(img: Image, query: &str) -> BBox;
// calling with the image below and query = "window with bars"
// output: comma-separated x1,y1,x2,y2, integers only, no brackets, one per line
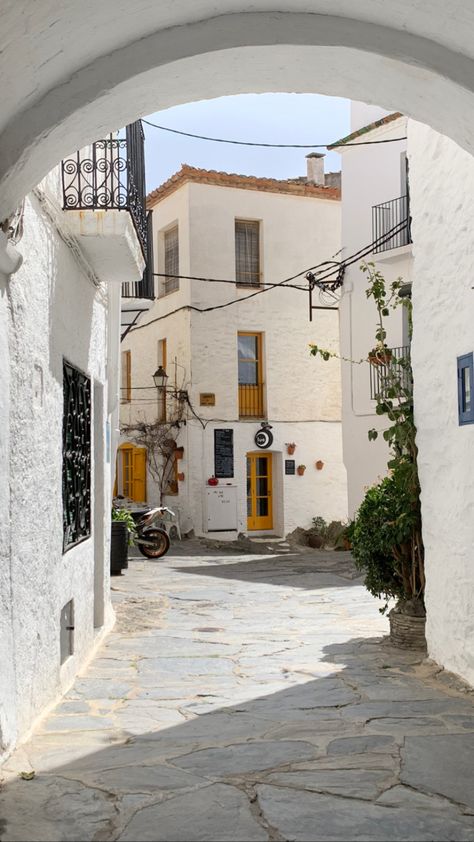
63,361,91,551
163,225,179,294
235,220,261,286
238,332,265,417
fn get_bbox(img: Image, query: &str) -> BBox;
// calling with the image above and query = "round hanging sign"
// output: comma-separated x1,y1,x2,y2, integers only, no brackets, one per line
255,428,273,449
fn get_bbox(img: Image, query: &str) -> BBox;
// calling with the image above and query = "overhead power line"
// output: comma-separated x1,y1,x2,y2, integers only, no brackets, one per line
129,218,409,333
142,118,406,149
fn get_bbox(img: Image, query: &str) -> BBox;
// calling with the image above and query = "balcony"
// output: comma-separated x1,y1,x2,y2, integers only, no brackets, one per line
369,345,411,400
239,383,265,418
121,210,155,340
372,195,412,254
61,122,147,283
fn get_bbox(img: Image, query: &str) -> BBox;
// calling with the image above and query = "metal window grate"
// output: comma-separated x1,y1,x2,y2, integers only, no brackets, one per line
63,361,91,551
372,195,412,254
235,220,261,286
369,346,411,400
163,226,179,294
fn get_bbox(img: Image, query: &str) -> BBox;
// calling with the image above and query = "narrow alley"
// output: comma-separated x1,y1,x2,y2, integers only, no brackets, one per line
1,542,474,841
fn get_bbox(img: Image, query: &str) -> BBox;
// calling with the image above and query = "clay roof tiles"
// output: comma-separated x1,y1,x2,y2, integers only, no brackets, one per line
146,164,340,208
327,112,404,150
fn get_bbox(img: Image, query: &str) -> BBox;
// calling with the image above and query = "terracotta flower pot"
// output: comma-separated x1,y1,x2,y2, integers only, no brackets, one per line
315,460,324,470
297,465,306,476
368,349,393,367
287,444,296,455
177,472,185,482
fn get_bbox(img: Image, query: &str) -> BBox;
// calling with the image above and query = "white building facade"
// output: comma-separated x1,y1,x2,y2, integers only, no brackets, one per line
334,104,474,685
120,164,348,538
332,105,413,516
0,123,151,758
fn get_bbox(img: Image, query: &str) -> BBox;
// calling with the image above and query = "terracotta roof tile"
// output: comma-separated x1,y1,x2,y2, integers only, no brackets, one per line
327,112,404,150
146,164,340,207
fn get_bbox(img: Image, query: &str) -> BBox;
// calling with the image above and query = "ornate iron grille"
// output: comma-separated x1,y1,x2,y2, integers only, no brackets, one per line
122,210,154,301
63,361,91,551
61,121,147,255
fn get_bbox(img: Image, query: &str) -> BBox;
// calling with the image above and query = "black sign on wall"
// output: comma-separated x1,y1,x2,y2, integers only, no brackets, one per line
214,429,234,478
285,460,296,475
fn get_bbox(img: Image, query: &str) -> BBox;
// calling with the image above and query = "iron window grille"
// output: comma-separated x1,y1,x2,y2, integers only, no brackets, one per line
369,346,412,400
372,195,412,254
235,220,261,286
63,361,91,551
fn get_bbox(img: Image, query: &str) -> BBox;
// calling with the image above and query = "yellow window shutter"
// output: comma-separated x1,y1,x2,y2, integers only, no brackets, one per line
132,448,147,502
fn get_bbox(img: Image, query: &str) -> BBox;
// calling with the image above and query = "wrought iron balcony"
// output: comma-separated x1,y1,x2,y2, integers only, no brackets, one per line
372,195,412,254
122,210,154,301
61,121,147,257
369,345,411,400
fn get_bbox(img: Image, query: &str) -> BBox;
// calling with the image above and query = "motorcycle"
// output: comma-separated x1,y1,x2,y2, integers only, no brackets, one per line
134,506,175,559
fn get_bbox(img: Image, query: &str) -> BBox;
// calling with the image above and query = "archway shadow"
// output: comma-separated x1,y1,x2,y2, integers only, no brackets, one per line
1,636,474,841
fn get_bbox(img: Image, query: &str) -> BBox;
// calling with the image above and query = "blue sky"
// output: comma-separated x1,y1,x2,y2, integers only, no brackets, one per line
143,93,350,193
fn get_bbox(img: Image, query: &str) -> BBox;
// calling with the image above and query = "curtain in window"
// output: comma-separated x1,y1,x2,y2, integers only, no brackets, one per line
235,221,260,286
164,226,179,294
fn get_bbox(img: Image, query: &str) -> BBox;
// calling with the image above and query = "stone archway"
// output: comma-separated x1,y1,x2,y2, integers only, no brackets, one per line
2,5,474,217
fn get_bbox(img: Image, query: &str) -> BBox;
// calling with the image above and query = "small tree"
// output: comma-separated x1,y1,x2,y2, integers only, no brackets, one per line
121,418,181,504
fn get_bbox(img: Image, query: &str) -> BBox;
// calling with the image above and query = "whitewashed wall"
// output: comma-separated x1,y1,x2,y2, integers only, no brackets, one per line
338,106,413,515
123,175,348,535
0,185,114,756
408,121,474,686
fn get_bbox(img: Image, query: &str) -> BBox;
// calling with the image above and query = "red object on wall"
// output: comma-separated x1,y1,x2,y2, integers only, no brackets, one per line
207,476,219,486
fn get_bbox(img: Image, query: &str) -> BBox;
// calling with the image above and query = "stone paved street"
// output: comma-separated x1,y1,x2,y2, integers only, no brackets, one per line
1,540,474,841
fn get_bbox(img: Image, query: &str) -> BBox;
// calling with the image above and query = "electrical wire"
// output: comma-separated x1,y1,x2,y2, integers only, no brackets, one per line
153,271,307,291
142,118,406,149
129,217,409,333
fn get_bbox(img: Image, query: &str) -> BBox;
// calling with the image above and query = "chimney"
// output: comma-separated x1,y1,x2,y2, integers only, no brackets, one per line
306,152,325,186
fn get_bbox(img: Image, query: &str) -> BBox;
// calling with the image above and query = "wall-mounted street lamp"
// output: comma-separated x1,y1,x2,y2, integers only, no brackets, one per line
153,365,169,391
152,366,188,402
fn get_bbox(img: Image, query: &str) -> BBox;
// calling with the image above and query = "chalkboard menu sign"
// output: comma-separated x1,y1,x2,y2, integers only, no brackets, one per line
214,429,234,478
285,459,296,475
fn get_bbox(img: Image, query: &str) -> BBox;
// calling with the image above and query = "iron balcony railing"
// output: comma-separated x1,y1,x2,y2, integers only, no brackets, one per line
369,345,412,400
61,121,147,256
372,195,412,254
239,383,265,418
122,210,154,300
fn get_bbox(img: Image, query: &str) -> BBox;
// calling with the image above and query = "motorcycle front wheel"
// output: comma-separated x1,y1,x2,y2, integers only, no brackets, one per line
137,528,170,559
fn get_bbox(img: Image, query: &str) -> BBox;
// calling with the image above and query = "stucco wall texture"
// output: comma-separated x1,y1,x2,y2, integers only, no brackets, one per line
1,190,113,754
408,120,474,686
122,174,348,535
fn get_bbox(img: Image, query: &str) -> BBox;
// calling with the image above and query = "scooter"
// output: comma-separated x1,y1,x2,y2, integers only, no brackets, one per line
135,506,175,559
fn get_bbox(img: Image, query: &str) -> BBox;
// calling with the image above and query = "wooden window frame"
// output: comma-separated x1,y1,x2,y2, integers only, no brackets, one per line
238,331,265,418
235,219,262,288
162,224,179,296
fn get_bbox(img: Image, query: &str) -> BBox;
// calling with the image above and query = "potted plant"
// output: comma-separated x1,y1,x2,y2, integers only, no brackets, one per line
110,508,136,575
315,460,324,470
308,516,328,548
368,346,393,367
297,464,306,476
286,442,296,455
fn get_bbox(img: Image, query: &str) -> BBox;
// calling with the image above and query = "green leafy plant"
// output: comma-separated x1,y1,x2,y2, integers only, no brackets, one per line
310,262,424,616
111,507,137,545
311,516,328,538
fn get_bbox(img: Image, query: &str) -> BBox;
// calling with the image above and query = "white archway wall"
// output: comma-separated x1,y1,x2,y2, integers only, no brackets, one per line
409,119,474,685
3,7,474,215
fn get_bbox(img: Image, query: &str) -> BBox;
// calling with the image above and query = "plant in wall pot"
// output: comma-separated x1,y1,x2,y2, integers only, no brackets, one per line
297,464,306,476
286,442,296,455
311,263,425,649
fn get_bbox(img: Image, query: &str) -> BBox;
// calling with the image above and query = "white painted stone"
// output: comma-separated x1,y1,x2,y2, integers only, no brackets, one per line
3,5,474,217
407,121,474,687
121,172,348,535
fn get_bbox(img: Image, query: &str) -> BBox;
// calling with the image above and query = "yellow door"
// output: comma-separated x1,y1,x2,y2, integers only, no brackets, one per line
116,445,147,502
247,452,273,531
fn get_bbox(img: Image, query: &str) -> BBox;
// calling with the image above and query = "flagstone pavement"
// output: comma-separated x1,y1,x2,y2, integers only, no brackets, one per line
1,539,474,841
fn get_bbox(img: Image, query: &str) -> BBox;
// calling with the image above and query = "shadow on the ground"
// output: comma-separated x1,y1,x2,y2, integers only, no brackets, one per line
1,637,474,841
170,551,361,590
